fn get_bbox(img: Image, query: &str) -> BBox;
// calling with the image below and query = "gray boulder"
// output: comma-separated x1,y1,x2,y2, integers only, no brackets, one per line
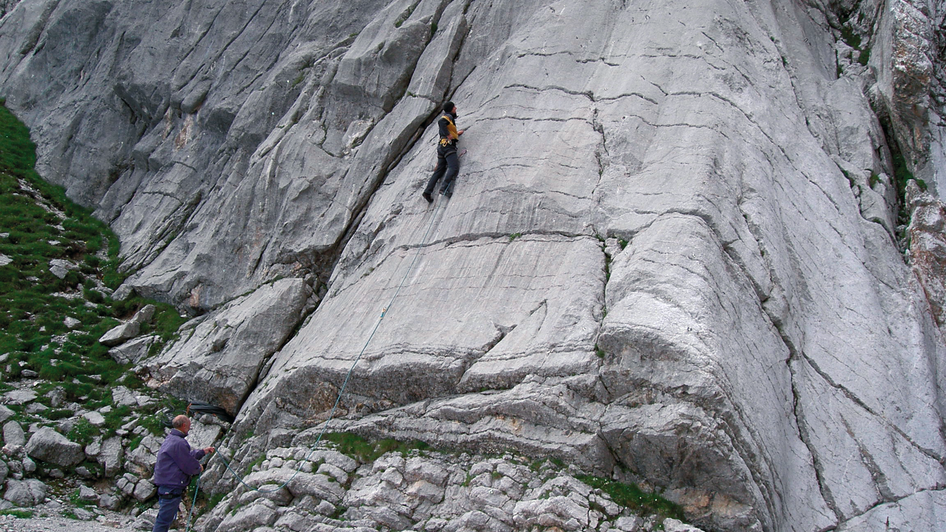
109,335,158,365
24,427,84,468
132,479,156,502
2,478,47,507
2,421,25,450
2,390,35,405
98,492,121,511
77,485,99,503
48,258,76,279
0,405,13,424
99,320,141,347
124,435,161,478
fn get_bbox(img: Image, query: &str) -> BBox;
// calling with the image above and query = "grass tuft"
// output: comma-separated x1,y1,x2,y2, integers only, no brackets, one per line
576,474,685,521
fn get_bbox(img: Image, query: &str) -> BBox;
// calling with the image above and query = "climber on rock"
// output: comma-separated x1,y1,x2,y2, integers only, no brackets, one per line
422,101,464,202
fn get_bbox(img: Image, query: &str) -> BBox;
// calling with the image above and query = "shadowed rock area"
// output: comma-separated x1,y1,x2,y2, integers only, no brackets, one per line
2,0,946,530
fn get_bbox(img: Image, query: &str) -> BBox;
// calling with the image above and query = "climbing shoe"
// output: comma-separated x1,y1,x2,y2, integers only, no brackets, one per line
423,192,433,203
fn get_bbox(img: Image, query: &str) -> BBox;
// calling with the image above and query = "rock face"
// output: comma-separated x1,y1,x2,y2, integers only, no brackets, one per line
138,278,315,414
2,0,946,531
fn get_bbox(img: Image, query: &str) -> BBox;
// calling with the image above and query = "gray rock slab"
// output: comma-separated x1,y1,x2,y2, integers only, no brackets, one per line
77,485,98,503
140,278,313,415
132,479,155,502
3,390,36,405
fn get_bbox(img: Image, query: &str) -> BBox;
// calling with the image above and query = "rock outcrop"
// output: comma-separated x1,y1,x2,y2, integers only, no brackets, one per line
2,0,946,531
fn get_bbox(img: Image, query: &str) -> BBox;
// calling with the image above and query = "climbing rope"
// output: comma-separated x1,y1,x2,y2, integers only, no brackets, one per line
183,198,447,529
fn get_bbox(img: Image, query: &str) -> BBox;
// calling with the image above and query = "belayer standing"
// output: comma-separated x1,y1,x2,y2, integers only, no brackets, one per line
422,101,465,202
151,415,214,532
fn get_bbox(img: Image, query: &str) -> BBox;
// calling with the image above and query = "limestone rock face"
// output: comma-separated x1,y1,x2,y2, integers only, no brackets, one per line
138,278,314,415
1,0,945,531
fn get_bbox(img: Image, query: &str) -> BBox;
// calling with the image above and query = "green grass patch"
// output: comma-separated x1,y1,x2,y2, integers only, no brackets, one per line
576,474,685,522
322,432,430,463
67,417,99,447
0,509,34,518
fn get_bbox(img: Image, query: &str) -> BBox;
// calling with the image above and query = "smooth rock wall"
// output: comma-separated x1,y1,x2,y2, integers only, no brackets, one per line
2,0,946,531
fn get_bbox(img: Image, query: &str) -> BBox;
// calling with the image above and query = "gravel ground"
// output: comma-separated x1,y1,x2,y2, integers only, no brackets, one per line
0,513,139,532
0,502,178,532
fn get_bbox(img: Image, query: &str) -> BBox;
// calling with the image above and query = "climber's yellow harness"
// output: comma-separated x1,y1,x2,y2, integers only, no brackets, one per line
439,114,459,147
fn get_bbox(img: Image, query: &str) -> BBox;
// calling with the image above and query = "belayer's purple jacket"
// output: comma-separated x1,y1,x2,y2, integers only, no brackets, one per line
152,429,205,489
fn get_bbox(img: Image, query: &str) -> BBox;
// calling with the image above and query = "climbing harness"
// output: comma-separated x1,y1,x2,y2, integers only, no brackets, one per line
183,199,448,530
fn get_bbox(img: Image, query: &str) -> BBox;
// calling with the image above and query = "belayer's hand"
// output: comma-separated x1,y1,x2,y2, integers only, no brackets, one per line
204,446,215,454
458,129,465,135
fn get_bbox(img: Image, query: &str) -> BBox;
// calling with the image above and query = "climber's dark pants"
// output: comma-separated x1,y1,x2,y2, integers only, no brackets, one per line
424,145,459,197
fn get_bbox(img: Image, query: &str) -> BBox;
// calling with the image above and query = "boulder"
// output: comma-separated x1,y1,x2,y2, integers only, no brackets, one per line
98,436,124,477
2,390,35,405
24,427,84,468
77,485,99,503
48,258,76,279
124,435,161,478
99,321,141,347
216,499,278,531
132,479,156,502
111,386,138,407
131,304,156,325
2,478,47,506
98,492,121,511
82,411,106,426
2,421,25,449
109,335,158,365
0,405,14,424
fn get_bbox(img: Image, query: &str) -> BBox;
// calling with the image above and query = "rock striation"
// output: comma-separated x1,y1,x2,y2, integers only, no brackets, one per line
2,0,946,531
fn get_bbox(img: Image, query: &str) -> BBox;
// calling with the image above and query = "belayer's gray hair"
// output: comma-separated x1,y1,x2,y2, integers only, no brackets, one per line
171,415,189,429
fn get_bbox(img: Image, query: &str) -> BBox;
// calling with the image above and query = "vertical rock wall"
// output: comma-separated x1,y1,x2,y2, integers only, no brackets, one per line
1,0,945,530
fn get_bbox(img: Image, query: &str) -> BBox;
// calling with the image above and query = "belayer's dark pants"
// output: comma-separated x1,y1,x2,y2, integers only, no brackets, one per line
424,145,459,197
152,486,184,532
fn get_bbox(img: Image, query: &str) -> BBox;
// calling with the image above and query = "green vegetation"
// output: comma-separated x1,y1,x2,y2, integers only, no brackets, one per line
0,102,192,442
322,432,430,463
837,22,871,73
0,509,34,518
576,474,685,522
